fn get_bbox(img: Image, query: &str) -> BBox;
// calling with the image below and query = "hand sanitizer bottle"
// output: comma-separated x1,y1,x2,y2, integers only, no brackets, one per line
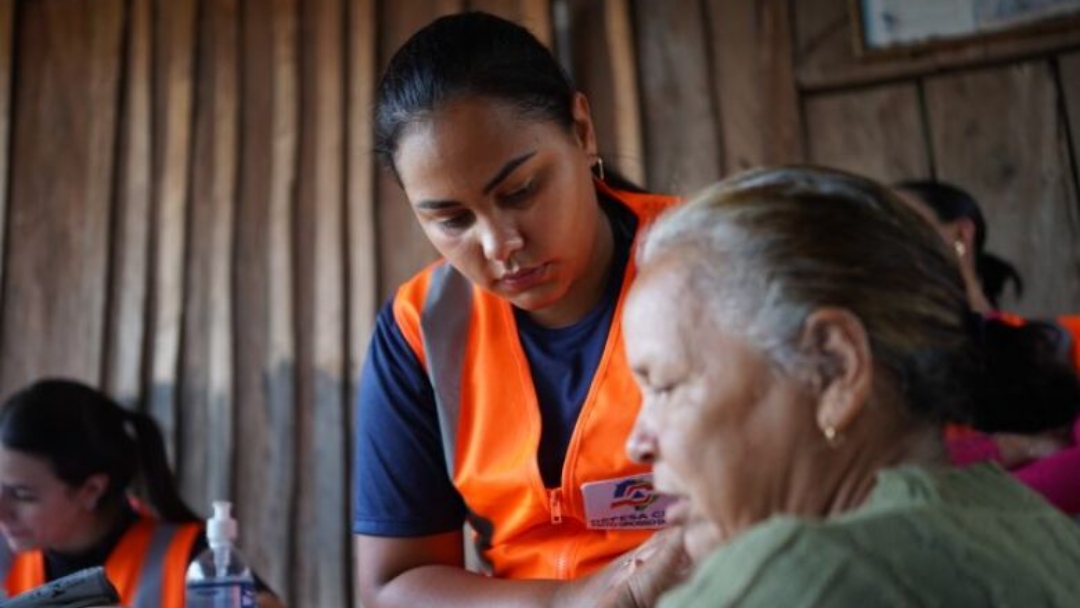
185,501,257,608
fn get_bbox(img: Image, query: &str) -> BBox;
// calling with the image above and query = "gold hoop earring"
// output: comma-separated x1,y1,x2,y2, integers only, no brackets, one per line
954,241,966,258
593,156,605,181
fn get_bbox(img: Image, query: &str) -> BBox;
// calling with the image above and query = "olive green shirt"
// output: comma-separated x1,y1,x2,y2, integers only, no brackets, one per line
660,464,1080,607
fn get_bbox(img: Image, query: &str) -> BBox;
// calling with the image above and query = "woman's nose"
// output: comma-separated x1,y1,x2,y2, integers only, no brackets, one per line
626,422,658,465
480,219,524,263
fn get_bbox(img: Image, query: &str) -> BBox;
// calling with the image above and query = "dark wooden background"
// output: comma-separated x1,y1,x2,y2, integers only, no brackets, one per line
0,0,1077,606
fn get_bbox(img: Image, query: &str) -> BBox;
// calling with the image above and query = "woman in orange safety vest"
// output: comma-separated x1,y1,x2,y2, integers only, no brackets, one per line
0,379,283,607
354,11,685,608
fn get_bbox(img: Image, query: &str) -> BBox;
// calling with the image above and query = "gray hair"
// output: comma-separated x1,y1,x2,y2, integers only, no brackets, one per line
639,166,975,422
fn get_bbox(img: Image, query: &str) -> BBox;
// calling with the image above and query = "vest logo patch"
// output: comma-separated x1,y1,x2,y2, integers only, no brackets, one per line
581,473,674,530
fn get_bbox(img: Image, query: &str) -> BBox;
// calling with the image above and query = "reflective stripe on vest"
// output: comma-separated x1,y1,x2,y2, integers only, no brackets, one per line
132,521,196,608
0,539,11,595
131,522,174,607
420,263,474,476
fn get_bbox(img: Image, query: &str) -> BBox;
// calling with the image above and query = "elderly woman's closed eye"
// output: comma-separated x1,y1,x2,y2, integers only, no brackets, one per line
620,166,1080,608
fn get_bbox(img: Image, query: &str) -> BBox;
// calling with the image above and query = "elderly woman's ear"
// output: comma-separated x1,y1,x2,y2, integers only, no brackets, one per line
798,308,874,440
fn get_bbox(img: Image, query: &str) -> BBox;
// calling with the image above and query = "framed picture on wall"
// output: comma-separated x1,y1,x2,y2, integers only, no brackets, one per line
852,0,1080,55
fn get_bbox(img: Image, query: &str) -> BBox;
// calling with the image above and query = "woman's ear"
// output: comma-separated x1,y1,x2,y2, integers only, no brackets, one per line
954,217,977,252
799,308,873,437
77,473,110,512
570,92,598,157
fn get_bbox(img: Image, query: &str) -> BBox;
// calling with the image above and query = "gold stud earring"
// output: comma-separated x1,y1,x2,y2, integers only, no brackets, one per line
593,156,605,181
954,241,966,258
823,425,843,448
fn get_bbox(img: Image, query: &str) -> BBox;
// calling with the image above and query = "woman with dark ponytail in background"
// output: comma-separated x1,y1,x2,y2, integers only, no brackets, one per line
894,180,1023,311
896,180,1080,513
0,379,283,608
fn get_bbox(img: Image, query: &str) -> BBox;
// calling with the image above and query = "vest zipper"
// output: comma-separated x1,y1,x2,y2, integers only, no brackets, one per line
548,488,564,524
549,487,571,578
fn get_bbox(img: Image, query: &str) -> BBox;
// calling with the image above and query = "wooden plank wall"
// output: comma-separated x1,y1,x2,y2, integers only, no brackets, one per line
0,0,360,604
1,0,123,393
797,0,1080,318
0,2,1078,607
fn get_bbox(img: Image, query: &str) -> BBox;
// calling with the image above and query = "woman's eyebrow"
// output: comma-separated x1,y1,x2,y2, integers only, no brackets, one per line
482,151,537,195
415,150,539,210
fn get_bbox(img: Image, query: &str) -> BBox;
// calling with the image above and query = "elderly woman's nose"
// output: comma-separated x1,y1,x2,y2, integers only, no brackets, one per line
626,421,658,464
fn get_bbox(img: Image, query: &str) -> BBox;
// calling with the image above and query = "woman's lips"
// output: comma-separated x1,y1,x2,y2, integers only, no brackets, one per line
498,264,547,293
664,496,691,526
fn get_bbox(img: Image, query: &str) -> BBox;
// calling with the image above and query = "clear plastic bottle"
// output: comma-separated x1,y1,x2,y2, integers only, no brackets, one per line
185,501,257,608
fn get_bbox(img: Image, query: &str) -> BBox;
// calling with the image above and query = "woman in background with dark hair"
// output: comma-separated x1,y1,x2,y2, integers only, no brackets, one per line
0,378,283,608
894,180,1023,311
896,180,1080,514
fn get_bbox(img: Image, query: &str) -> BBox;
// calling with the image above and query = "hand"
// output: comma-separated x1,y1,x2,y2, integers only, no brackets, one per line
256,591,287,608
595,527,692,608
995,430,1071,468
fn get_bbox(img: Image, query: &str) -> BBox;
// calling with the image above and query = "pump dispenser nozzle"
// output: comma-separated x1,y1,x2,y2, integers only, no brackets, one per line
207,500,238,550
187,499,256,606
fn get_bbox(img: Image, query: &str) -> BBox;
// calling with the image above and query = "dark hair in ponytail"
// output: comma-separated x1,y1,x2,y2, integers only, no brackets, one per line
0,379,199,523
968,318,1080,433
123,407,200,522
894,180,1024,308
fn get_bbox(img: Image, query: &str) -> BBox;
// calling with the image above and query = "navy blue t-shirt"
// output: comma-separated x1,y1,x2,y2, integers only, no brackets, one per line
353,198,637,537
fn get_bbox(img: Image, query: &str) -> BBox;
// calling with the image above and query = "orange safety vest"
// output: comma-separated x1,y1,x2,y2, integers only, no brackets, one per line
391,182,679,580
1,516,201,608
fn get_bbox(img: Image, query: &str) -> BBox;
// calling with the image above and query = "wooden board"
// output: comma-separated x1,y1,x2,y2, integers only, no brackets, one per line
293,0,349,604
0,0,123,396
602,0,644,185
0,0,14,331
346,1,377,603
346,0,377,401
234,0,299,598
925,61,1080,317
706,0,801,173
179,0,239,516
104,0,152,408
1058,51,1080,191
632,0,723,193
563,0,616,177
146,0,197,461
375,0,462,300
794,0,1080,92
804,82,931,183
347,0,378,362
564,0,645,185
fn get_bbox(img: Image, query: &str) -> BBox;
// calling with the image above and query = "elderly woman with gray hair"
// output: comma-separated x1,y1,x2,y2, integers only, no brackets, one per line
615,167,1080,607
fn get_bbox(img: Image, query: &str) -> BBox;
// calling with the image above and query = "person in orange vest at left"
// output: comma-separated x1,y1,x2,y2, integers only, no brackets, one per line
896,181,1080,513
0,378,285,608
